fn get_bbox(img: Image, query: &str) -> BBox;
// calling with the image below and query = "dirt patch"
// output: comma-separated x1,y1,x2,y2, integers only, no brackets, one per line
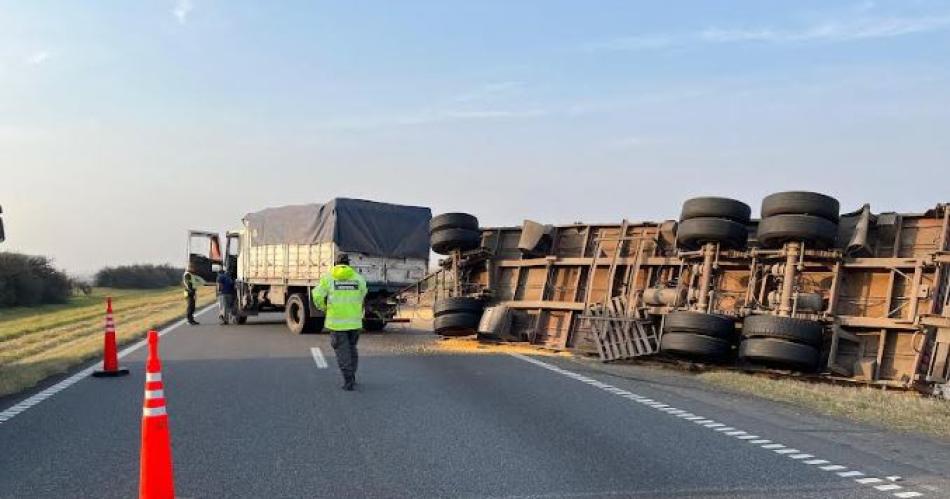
415,336,572,357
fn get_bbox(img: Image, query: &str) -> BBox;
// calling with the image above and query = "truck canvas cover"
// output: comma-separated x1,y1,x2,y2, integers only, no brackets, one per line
243,198,432,259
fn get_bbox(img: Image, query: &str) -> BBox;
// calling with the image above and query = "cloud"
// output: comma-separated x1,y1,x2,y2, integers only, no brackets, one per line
27,51,51,65
321,107,548,131
172,0,194,25
453,81,526,103
587,13,950,51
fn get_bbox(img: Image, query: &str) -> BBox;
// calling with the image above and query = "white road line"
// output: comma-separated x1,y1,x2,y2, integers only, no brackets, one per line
837,471,865,478
875,484,903,491
820,465,847,471
506,353,930,498
0,305,215,425
310,347,328,369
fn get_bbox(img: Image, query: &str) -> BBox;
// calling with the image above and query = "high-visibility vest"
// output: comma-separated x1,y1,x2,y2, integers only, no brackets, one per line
311,265,367,331
181,272,205,297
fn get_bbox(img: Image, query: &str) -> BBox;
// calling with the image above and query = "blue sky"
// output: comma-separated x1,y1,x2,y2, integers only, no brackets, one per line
2,1,949,273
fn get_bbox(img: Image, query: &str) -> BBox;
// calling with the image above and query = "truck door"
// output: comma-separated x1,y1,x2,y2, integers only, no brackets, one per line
187,230,222,283
225,232,240,279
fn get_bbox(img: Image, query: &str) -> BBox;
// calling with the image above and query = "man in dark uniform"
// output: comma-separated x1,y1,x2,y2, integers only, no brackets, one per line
182,271,202,325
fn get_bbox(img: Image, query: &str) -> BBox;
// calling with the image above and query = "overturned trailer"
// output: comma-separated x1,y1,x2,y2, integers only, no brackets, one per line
405,194,950,394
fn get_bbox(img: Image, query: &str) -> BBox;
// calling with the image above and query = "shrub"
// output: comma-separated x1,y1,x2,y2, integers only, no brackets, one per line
0,252,72,307
94,264,184,289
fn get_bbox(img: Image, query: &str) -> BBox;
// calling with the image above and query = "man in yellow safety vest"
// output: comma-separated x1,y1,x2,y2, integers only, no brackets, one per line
312,254,368,391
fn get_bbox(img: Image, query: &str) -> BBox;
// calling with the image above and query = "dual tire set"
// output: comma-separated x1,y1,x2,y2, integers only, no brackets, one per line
431,211,484,336
660,191,839,370
430,212,481,255
660,312,823,369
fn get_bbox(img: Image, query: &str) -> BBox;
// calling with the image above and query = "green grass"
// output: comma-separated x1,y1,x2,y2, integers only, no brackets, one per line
698,370,950,440
0,287,214,397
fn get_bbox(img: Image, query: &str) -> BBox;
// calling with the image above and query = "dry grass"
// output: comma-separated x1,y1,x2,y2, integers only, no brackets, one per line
697,370,950,440
0,287,214,397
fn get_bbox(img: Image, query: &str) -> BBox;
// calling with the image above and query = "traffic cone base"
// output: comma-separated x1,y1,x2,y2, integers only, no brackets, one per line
94,297,130,378
92,367,130,377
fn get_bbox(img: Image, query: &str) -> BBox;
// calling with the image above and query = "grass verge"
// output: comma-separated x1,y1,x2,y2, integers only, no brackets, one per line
697,370,950,440
0,287,214,398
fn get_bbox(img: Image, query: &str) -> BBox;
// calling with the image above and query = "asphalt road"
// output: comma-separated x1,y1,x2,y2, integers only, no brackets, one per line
1,307,948,498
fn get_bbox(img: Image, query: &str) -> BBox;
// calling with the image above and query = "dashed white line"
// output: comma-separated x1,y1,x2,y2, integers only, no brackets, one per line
0,305,215,425
310,347,328,369
507,353,930,499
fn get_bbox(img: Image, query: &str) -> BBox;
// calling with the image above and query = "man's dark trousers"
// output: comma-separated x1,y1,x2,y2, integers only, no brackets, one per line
186,292,197,323
330,329,360,386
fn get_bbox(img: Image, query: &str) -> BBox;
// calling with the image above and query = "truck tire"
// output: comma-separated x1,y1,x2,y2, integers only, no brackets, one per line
676,217,748,250
663,311,735,339
738,337,819,370
761,191,840,223
741,315,823,346
757,214,837,249
363,318,386,332
660,332,731,359
286,293,321,334
430,213,479,233
433,297,483,317
680,197,751,224
431,228,481,255
433,312,480,336
235,316,248,325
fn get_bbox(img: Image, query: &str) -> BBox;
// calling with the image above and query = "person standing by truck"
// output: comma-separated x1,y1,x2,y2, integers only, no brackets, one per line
216,270,236,324
312,254,367,391
182,271,204,325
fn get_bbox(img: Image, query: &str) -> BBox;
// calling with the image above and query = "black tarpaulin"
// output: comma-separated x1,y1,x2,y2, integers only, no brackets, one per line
243,198,432,259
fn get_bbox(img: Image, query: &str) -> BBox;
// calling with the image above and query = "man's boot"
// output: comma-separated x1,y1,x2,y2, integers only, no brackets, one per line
342,373,355,391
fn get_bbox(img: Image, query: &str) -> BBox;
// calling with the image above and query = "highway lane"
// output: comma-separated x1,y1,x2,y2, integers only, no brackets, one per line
0,308,946,498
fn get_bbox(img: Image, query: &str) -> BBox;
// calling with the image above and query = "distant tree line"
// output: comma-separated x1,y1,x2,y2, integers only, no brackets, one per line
0,254,185,308
94,264,184,289
0,252,72,307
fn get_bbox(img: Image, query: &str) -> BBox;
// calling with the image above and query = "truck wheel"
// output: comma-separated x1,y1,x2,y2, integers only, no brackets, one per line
756,214,837,249
430,213,479,233
433,312,480,336
363,319,386,332
680,197,751,224
235,316,248,325
431,228,481,255
663,311,735,339
286,293,321,334
433,297,483,317
741,315,823,346
660,332,731,359
739,337,819,370
676,217,748,250
761,191,840,223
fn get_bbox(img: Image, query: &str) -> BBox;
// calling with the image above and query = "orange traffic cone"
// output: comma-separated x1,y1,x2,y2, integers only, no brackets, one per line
92,297,129,377
139,330,175,499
